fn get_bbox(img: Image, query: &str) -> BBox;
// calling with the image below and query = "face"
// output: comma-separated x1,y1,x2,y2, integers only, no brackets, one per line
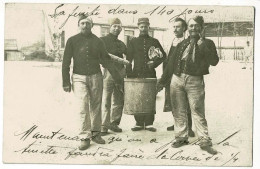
188,19,202,37
110,24,122,36
138,23,149,35
79,20,92,34
173,21,185,38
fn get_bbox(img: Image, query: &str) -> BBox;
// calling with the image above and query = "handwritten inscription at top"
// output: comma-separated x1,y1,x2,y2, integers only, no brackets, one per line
47,4,215,29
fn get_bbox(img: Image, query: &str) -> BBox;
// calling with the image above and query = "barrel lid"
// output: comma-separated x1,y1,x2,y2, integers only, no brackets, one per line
124,78,157,82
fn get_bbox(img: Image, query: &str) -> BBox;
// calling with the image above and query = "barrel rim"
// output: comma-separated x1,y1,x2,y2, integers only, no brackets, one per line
124,111,156,115
124,78,157,82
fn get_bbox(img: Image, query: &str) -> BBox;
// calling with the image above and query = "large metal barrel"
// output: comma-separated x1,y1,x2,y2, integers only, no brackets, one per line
124,78,157,115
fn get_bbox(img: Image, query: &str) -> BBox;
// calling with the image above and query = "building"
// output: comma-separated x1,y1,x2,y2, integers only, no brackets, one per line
4,39,24,61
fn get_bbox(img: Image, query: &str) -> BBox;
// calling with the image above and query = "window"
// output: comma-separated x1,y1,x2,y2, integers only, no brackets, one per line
124,30,135,47
101,26,110,37
204,22,254,37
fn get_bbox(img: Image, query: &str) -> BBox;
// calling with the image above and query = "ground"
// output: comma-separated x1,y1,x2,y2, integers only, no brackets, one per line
3,61,253,166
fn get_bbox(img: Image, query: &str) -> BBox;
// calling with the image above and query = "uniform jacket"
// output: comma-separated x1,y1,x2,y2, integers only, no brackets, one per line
159,37,219,86
126,34,166,78
62,32,122,87
101,33,127,70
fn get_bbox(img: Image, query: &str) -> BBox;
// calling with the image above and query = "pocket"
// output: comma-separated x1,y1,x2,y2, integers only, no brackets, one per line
186,75,204,88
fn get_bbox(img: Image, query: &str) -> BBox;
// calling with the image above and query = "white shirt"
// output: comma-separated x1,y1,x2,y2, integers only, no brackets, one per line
171,37,185,47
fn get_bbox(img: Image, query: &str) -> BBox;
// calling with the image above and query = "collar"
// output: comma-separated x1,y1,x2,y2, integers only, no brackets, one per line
172,36,185,46
108,33,118,40
81,32,93,38
188,35,200,42
139,34,149,38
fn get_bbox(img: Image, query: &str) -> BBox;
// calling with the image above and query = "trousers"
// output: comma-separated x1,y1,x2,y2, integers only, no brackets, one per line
164,84,193,130
72,73,103,139
170,73,212,145
101,68,125,131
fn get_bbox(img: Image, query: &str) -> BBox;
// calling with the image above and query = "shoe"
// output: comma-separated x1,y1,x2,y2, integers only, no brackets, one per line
100,132,108,136
92,134,105,144
167,125,174,131
188,129,195,137
145,126,157,132
78,139,90,150
107,124,122,132
171,140,189,148
200,145,218,155
131,126,144,131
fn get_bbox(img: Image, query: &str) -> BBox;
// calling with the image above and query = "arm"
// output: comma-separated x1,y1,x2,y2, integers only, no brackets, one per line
158,43,180,86
199,39,219,66
126,39,134,77
62,38,73,91
99,40,123,84
153,39,166,68
108,42,130,66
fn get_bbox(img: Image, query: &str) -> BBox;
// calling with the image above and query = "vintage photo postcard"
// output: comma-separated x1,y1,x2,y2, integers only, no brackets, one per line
3,2,255,167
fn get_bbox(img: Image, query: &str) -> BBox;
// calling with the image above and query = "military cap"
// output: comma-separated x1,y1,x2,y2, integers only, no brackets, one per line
109,18,122,26
137,17,150,25
78,14,93,26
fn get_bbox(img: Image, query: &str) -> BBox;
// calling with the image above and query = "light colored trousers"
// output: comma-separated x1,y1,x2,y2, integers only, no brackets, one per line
170,73,212,146
72,73,103,139
101,68,124,132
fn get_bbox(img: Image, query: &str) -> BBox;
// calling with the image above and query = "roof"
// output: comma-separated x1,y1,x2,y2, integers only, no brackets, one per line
94,22,167,31
4,39,18,51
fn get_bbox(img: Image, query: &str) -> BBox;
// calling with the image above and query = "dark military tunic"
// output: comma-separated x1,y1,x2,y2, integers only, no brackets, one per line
101,33,127,70
126,34,166,78
62,32,122,87
159,36,219,86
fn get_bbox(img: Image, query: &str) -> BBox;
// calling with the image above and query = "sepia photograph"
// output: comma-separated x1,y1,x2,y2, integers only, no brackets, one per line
1,0,258,168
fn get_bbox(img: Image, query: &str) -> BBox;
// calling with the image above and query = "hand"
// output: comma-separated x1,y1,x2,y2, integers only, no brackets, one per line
124,60,132,66
198,29,205,46
197,37,205,46
147,61,155,69
115,83,124,94
126,72,134,78
63,85,71,92
156,82,164,93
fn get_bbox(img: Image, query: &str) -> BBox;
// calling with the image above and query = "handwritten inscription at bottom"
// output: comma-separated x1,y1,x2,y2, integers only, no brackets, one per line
12,125,244,166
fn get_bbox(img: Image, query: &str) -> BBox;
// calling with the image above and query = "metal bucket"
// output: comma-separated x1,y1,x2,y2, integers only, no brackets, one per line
124,78,157,115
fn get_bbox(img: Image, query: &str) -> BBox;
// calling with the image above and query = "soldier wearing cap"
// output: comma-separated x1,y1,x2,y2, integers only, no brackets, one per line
157,16,219,155
126,17,166,132
62,15,123,150
100,18,127,135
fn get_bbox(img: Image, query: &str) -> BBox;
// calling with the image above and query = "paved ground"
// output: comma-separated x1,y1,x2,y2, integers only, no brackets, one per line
3,61,253,166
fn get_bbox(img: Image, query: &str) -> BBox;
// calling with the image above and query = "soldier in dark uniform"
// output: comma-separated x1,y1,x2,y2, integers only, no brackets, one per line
101,18,127,135
126,17,166,132
62,15,123,150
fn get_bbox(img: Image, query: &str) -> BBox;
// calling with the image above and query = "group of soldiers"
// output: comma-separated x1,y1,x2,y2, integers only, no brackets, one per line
62,14,219,155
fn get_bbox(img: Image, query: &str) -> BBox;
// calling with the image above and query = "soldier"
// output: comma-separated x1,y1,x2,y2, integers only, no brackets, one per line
157,16,219,155
101,18,126,135
126,17,166,132
163,18,195,137
62,15,123,150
